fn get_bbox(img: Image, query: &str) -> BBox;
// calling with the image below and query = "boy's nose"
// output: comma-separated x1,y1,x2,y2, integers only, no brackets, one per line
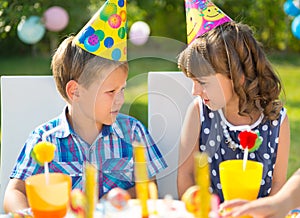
115,92,125,104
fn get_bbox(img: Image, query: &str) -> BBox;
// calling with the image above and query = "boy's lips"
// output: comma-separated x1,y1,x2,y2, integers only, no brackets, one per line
111,110,119,114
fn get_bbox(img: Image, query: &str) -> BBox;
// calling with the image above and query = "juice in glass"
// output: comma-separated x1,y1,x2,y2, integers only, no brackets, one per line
219,160,263,218
25,172,71,218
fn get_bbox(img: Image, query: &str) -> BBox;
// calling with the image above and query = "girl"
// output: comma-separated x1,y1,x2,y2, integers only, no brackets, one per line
177,21,290,202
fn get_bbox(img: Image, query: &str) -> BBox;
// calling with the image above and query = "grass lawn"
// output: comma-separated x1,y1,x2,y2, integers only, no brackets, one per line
0,51,299,178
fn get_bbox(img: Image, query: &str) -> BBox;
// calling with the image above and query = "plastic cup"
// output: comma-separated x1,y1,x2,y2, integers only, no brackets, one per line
25,173,71,218
219,160,263,218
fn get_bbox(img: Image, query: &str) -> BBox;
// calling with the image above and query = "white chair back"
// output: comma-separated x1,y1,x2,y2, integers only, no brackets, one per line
148,71,194,199
0,76,65,212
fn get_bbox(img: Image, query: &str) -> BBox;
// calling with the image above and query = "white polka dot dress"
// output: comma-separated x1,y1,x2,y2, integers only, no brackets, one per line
198,101,286,202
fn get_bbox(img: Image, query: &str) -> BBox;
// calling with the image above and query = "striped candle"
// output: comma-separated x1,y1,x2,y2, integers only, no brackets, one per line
133,142,149,218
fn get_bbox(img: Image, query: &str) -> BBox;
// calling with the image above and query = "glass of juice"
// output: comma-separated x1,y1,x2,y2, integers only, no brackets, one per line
25,172,71,218
219,160,263,218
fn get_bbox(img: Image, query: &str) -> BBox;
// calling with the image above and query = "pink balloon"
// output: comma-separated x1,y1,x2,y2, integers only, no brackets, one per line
43,6,69,32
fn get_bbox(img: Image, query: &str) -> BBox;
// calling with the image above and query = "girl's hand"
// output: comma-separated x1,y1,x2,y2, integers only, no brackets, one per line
219,197,288,218
219,199,249,217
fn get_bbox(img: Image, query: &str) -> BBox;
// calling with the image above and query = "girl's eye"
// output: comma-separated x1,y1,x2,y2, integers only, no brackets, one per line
198,81,206,85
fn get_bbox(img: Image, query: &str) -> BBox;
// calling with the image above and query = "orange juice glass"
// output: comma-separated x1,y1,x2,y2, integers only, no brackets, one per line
219,160,263,218
25,173,71,218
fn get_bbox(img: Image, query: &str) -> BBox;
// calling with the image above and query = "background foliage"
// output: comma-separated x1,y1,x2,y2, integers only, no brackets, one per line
0,0,300,57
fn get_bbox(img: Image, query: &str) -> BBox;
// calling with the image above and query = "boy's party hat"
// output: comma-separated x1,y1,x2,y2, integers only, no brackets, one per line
74,0,127,61
185,0,232,44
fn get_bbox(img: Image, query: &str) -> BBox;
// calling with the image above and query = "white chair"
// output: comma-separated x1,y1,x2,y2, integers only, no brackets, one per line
0,76,65,213
148,71,195,199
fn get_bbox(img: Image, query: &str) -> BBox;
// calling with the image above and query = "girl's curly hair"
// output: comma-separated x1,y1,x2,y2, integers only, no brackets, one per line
178,21,284,121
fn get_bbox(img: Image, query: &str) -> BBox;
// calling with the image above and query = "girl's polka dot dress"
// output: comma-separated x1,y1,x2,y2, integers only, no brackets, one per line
198,100,286,202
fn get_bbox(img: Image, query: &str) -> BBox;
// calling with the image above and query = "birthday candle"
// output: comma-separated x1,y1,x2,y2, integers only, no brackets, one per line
133,142,149,218
84,162,98,218
194,152,211,218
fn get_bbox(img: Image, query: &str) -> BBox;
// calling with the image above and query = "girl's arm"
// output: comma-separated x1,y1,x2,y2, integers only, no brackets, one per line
177,98,201,198
269,115,290,196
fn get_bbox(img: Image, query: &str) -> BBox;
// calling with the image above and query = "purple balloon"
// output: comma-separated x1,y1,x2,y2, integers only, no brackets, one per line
17,16,45,44
43,6,69,32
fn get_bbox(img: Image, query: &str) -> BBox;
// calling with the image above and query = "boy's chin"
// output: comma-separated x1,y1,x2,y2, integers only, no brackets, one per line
103,118,117,125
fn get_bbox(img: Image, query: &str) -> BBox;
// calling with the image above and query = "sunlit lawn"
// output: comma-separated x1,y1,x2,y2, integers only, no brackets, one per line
0,52,299,178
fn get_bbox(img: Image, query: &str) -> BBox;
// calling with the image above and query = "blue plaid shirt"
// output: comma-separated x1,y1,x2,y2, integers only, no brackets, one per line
11,107,167,198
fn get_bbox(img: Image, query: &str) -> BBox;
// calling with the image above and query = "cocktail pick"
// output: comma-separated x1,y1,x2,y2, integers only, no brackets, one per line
30,125,62,184
238,130,262,170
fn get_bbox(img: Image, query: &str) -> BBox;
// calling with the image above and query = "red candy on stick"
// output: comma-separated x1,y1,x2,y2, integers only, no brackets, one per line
238,130,262,170
239,131,261,152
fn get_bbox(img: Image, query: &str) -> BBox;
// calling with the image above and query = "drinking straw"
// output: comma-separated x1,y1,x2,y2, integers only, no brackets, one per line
41,125,62,184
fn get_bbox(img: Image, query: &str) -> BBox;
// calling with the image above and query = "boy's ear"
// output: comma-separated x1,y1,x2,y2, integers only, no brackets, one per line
66,80,80,101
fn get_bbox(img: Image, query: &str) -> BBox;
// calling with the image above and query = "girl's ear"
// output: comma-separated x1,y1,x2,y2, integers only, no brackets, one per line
66,80,80,101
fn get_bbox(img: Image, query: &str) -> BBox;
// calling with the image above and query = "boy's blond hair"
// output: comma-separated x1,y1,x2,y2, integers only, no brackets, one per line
51,36,128,103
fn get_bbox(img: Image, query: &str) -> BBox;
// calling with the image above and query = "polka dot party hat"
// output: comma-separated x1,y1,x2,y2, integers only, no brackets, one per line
185,0,232,44
74,0,127,61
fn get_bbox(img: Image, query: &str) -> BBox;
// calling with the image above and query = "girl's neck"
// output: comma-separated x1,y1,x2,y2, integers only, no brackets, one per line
221,101,261,126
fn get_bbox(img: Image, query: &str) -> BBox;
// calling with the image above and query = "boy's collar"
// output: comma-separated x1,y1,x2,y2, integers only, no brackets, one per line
60,106,125,139
101,122,125,139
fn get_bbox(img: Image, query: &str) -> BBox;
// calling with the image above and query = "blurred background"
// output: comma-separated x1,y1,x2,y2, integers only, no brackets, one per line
0,0,300,177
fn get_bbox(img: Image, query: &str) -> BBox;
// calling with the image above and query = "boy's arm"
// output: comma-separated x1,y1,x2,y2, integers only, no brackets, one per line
3,178,29,213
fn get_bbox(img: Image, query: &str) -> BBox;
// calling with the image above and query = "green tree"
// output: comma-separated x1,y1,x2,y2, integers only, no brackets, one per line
0,0,91,56
1,0,299,56
216,0,300,51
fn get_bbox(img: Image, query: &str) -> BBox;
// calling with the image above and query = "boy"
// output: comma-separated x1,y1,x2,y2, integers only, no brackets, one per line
3,0,167,213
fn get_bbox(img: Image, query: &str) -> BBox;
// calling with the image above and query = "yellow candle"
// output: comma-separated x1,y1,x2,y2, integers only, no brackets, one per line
133,142,149,218
84,162,98,218
194,152,211,218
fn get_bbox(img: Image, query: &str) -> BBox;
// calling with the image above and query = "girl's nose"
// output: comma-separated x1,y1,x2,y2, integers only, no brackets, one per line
192,81,204,96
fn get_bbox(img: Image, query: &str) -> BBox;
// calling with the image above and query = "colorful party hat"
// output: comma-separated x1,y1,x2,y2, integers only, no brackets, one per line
185,0,232,44
74,0,127,61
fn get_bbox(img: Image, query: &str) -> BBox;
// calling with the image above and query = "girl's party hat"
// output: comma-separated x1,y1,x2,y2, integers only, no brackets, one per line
185,0,232,44
74,0,127,61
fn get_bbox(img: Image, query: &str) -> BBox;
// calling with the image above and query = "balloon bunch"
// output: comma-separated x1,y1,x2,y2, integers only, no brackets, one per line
17,6,69,45
283,0,300,39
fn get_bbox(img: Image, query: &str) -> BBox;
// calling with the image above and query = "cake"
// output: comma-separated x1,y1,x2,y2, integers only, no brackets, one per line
68,188,194,218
